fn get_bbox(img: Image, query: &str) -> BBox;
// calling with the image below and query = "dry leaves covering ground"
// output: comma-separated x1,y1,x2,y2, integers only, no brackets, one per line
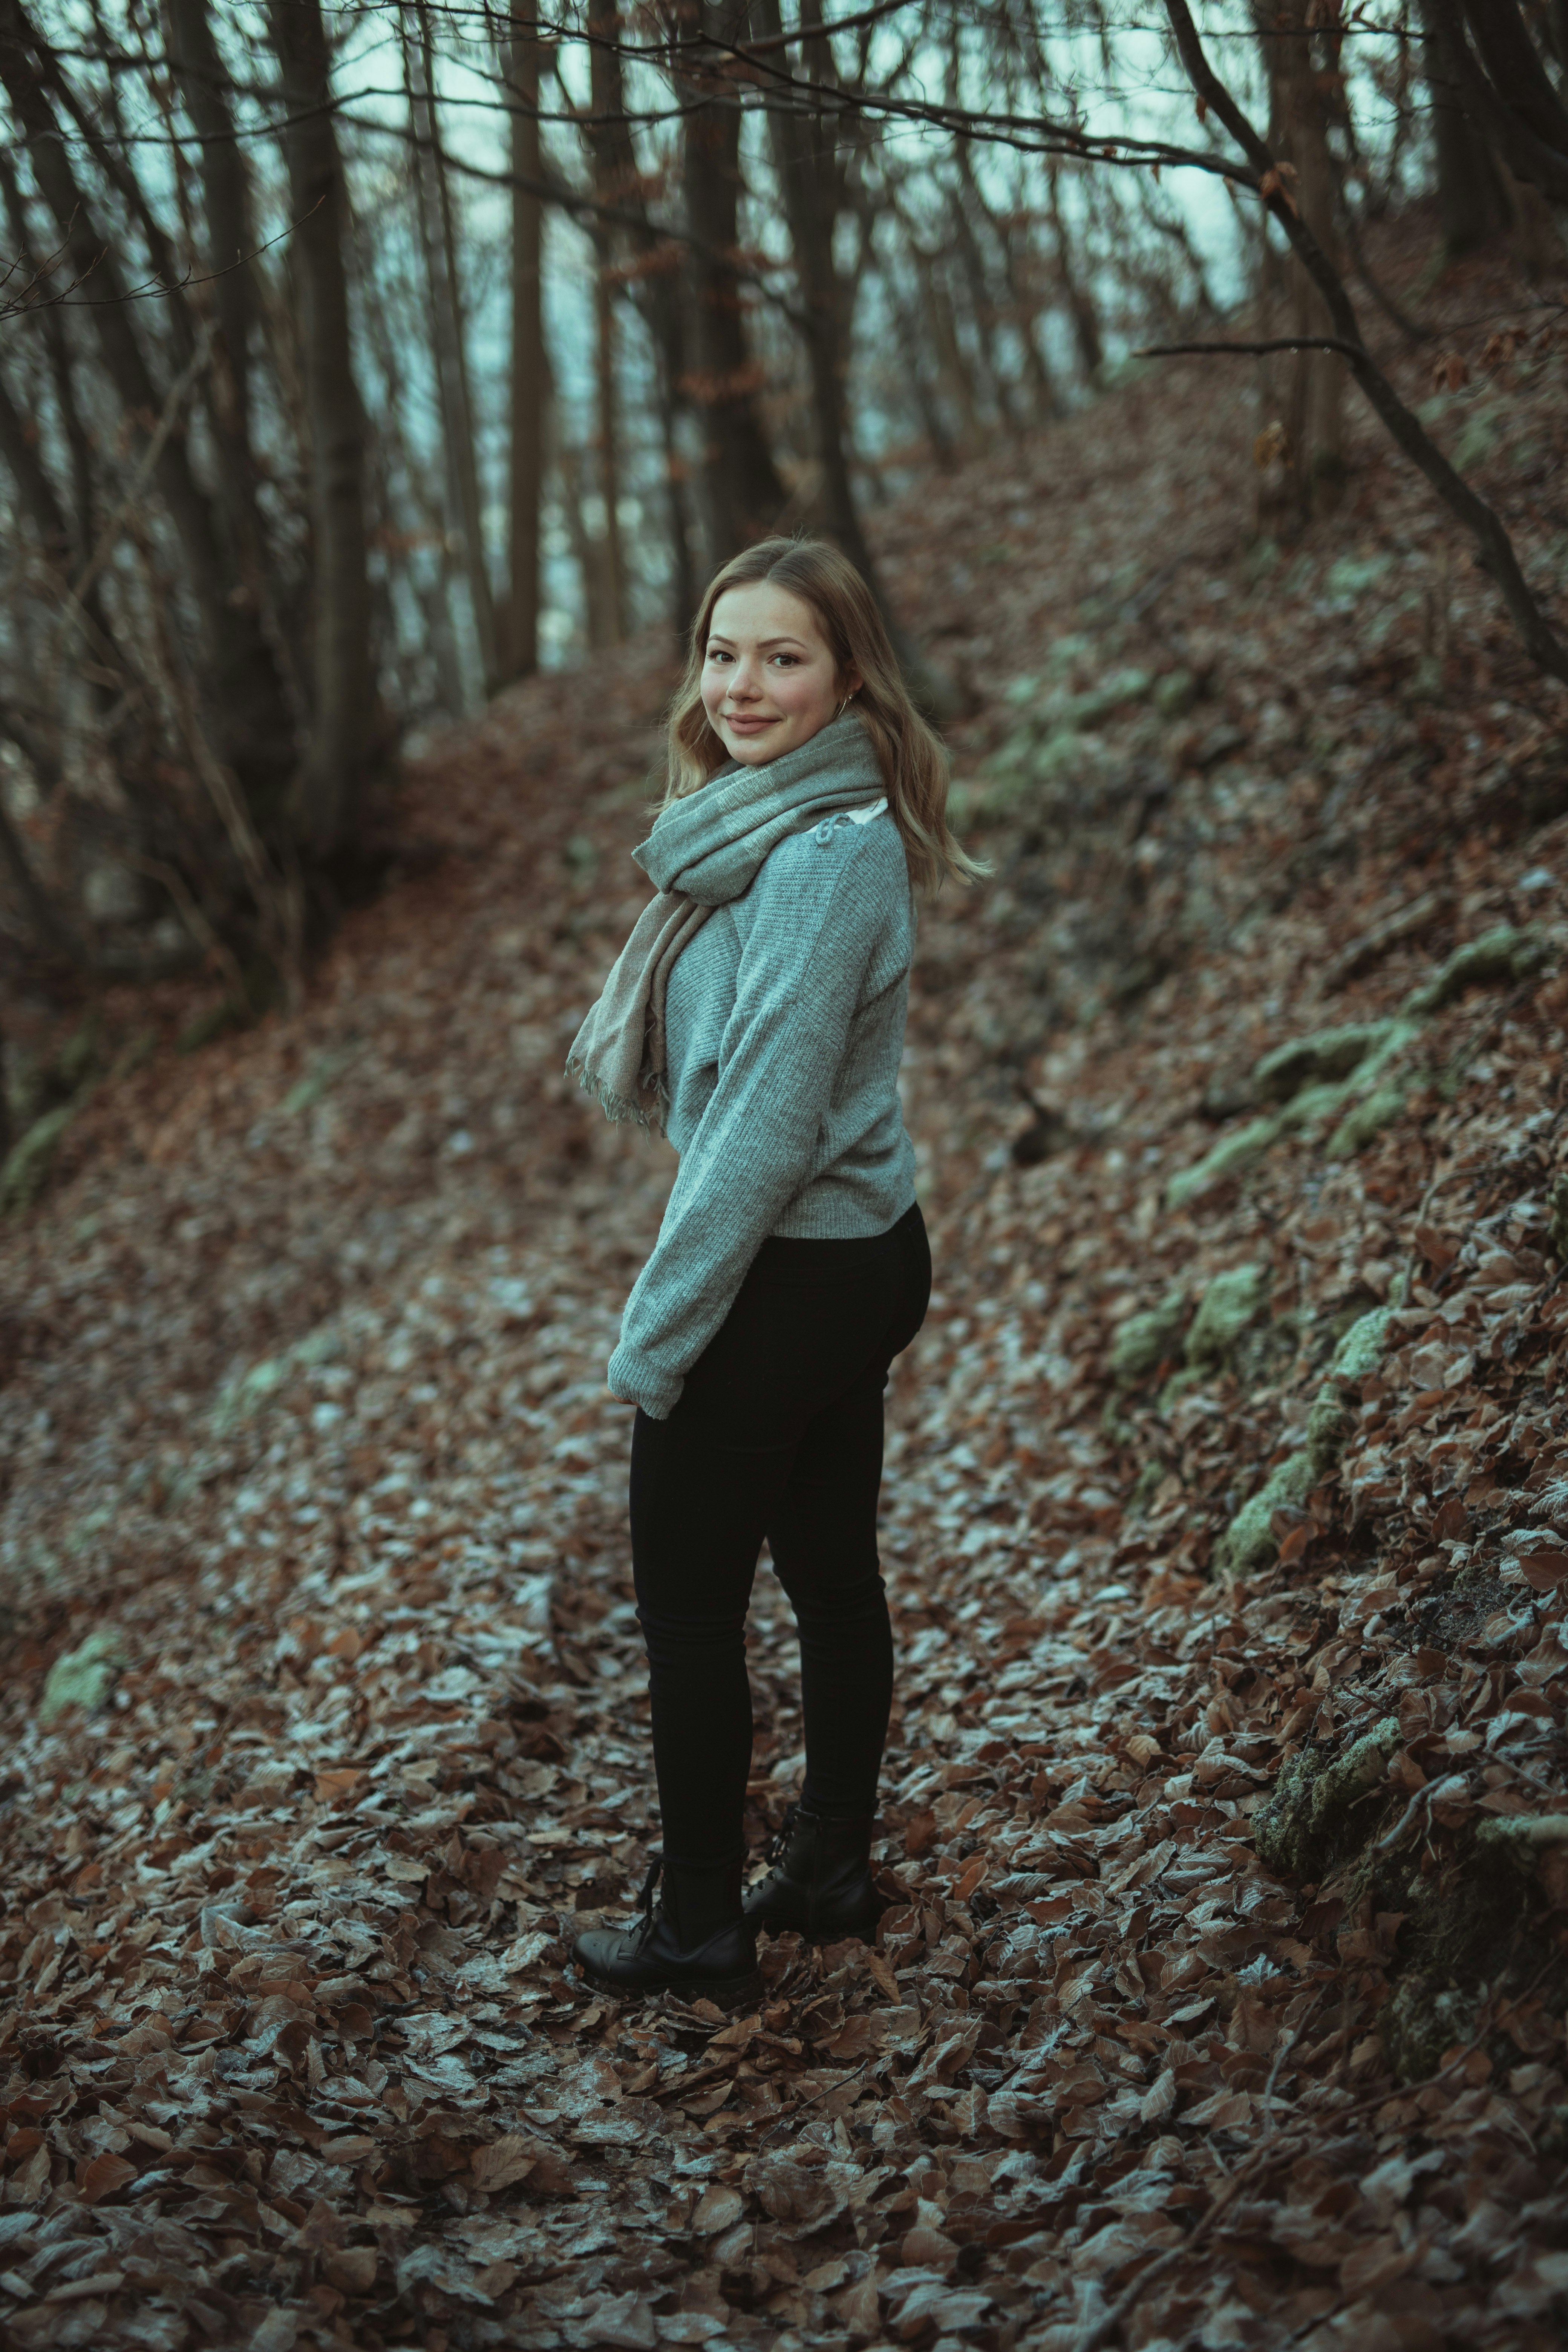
1,214,1567,2352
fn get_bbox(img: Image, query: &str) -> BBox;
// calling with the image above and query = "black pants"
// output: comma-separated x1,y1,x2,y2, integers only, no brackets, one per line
629,1202,931,1871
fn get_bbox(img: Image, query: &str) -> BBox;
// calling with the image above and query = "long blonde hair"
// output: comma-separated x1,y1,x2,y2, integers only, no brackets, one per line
664,537,983,896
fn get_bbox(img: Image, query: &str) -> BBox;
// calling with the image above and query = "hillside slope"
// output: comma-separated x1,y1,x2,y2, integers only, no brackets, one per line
0,218,1566,2352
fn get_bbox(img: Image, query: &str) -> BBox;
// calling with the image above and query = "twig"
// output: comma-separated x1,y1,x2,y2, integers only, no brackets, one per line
121,852,251,1016
60,322,213,623
1070,1974,1534,2351
1160,0,1568,691
1134,334,1367,362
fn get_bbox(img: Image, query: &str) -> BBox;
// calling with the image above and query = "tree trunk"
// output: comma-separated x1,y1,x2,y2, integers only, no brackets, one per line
751,0,942,691
678,2,787,565
0,155,95,558
165,0,306,751
1254,0,1346,528
1047,162,1104,386
407,5,499,692
164,0,258,446
575,0,695,631
752,0,876,573
357,262,468,715
919,252,985,457
268,0,373,857
1418,0,1510,255
948,175,1026,434
591,266,627,643
0,0,293,815
503,24,546,680
585,0,629,644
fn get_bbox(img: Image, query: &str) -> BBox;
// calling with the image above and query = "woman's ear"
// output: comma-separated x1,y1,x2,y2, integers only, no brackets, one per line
843,668,864,699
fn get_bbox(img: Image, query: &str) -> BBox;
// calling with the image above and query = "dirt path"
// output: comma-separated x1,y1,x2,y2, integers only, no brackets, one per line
3,289,1568,2349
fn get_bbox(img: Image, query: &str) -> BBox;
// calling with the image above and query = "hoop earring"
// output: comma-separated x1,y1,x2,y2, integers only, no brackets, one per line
836,693,853,721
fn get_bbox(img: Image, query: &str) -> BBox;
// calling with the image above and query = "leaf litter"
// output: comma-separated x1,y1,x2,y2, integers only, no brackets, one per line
2,233,1568,2352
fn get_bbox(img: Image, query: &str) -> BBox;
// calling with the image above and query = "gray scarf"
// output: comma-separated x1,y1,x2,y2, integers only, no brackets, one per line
567,714,885,1129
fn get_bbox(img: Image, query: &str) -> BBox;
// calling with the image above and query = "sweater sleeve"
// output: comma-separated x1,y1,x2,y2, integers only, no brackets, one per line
607,831,883,1417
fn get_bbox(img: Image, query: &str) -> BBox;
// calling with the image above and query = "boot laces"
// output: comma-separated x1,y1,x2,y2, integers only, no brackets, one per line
764,1803,801,1869
632,1853,663,1948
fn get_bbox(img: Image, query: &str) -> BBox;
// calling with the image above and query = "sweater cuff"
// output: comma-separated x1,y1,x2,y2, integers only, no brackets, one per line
608,1341,683,1422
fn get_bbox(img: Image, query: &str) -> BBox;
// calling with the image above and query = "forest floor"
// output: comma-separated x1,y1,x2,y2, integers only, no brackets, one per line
2,211,1568,2352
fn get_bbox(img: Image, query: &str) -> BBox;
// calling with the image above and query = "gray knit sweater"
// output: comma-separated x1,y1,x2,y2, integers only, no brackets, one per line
607,798,918,1418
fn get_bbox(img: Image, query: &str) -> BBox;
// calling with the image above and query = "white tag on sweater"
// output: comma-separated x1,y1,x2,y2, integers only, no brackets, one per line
844,798,887,825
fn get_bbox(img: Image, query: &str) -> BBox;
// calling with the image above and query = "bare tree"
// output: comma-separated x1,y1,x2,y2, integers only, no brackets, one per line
0,0,293,813
1418,0,1510,257
267,0,374,856
406,3,500,693
502,24,548,680
1252,0,1347,529
677,2,788,565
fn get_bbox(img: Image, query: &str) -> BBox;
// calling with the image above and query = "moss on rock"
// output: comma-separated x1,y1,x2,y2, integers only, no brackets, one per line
1165,1116,1283,1210
40,1628,128,1726
1307,1386,1354,1476
1475,1815,1568,1868
1253,1022,1393,1104
1213,1447,1314,1580
1186,1263,1270,1366
1331,1302,1397,1383
1401,923,1551,1017
1381,1975,1478,2086
1253,1713,1401,1874
1111,1287,1189,1386
1328,1081,1414,1160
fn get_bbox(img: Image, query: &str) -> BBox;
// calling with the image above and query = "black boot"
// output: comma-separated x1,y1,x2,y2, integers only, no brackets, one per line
572,1855,761,2007
743,1804,883,1943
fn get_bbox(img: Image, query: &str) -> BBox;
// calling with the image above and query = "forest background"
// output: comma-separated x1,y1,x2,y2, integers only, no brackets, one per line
3,0,1565,1024
2,5,1568,2352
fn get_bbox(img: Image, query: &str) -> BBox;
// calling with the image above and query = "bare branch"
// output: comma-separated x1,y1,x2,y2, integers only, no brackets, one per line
1161,0,1568,691
1135,335,1368,361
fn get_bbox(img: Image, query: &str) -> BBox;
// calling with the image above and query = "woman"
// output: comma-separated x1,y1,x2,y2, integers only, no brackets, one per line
565,537,977,2004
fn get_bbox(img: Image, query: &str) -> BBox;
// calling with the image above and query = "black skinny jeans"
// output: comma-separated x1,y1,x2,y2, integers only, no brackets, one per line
629,1202,931,1871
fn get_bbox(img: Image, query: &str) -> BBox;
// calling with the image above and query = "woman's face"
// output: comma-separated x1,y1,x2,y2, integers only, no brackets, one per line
700,581,860,767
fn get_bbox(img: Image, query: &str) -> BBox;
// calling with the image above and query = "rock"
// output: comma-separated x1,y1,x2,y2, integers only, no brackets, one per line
1185,1263,1270,1367
1254,1713,1401,1875
1276,1077,1361,1137
1111,1288,1188,1386
1166,1115,1283,1209
1381,1974,1477,2087
1307,1386,1354,1476
1475,1815,1568,1869
1401,923,1551,1017
1253,1023,1393,1104
1327,1080,1410,1160
1331,1303,1398,1383
40,1628,128,1726
1213,1447,1313,1580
